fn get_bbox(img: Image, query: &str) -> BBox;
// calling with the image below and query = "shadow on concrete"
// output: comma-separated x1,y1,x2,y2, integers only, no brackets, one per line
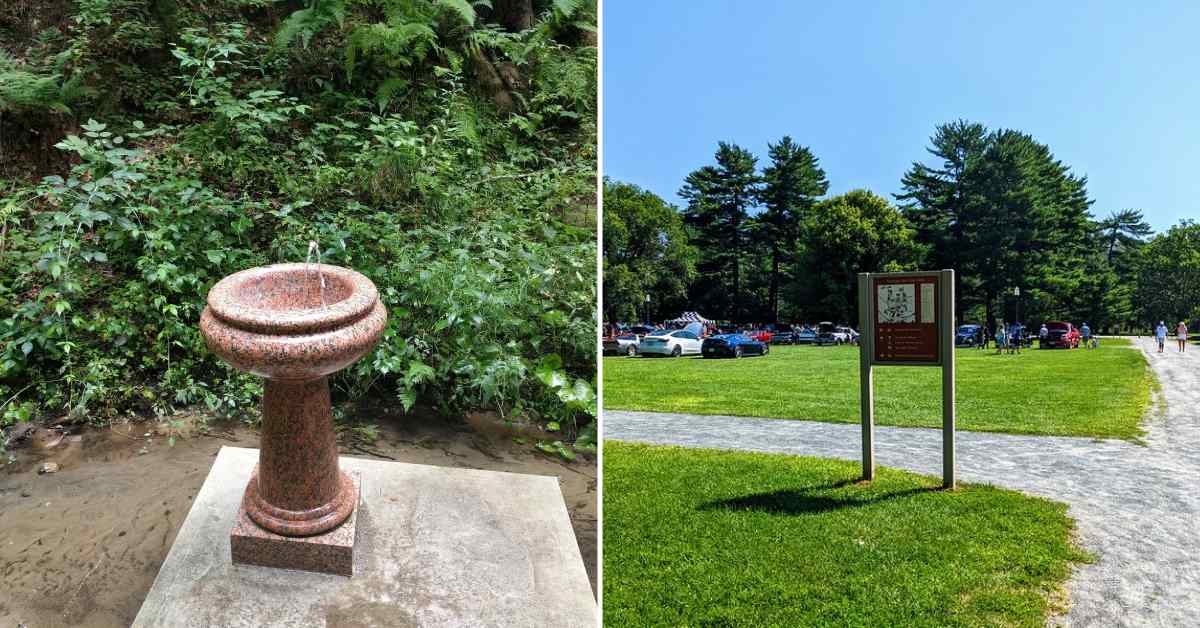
698,480,935,516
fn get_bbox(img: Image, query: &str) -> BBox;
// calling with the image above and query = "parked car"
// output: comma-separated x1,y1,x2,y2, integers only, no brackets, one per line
955,324,984,347
702,333,769,358
627,325,656,339
1040,321,1079,349
837,326,860,345
768,325,795,345
749,329,773,343
638,329,703,357
794,326,817,344
602,333,639,357
815,322,850,346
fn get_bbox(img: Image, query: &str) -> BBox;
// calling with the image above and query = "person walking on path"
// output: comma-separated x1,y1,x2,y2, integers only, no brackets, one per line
1081,322,1092,350
995,322,1008,355
1155,321,1168,353
1177,321,1188,352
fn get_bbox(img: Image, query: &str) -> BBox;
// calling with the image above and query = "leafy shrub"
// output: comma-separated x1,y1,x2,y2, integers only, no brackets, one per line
0,3,596,443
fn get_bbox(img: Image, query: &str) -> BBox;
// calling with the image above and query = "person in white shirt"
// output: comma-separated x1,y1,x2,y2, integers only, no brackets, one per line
1176,321,1188,353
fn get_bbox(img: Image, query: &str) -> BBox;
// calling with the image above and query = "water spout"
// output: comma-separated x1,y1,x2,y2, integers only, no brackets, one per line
304,240,329,309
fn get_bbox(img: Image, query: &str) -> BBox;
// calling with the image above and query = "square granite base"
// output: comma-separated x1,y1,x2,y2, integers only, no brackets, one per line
132,446,596,627
230,468,360,577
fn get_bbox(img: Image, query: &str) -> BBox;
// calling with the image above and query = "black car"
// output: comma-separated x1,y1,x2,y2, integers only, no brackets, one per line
701,333,770,358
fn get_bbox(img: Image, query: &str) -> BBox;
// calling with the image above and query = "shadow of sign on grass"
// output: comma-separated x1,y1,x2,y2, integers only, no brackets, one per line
698,480,937,516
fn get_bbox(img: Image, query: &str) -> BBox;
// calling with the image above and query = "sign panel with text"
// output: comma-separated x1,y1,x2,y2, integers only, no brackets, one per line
870,273,941,365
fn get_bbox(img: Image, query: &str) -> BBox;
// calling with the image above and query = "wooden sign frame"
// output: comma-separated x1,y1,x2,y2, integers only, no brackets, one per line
857,270,956,488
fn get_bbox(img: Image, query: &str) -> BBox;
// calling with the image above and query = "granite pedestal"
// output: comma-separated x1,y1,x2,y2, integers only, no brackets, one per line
133,447,596,627
231,467,361,576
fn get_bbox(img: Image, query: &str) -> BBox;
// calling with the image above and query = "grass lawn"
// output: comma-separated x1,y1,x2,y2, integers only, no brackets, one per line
602,442,1092,627
603,339,1153,439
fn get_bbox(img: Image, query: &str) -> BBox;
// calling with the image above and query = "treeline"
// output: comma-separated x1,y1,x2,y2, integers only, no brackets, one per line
604,119,1196,331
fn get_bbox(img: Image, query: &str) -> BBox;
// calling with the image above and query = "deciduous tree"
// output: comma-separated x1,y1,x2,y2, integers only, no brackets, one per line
1134,221,1200,327
602,179,697,322
798,190,920,322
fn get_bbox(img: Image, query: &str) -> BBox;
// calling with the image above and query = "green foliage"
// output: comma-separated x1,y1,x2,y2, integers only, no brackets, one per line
678,142,761,323
0,51,87,115
601,179,696,323
0,2,596,439
350,213,595,425
798,190,920,321
1087,209,1153,329
1133,221,1200,325
275,0,348,49
899,121,1096,328
757,136,828,321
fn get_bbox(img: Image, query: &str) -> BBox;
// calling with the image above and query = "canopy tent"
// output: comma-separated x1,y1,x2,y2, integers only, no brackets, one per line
666,311,711,325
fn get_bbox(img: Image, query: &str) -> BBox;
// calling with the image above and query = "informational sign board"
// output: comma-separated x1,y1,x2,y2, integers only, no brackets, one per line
858,270,957,488
871,273,941,365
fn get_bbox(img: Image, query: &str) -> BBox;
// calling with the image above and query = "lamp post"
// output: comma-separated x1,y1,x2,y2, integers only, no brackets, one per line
1013,287,1021,346
644,294,651,325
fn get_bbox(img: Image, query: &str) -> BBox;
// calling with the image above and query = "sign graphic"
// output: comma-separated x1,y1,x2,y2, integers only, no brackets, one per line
877,283,915,323
871,273,941,365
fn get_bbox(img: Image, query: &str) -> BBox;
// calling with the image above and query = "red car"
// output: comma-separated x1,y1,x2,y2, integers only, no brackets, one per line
1040,321,1080,349
749,330,772,343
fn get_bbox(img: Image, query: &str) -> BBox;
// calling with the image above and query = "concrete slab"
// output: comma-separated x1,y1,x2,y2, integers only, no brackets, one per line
132,447,596,628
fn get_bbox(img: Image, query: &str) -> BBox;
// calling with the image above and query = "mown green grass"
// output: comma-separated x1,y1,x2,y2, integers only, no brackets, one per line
602,442,1092,627
603,339,1152,439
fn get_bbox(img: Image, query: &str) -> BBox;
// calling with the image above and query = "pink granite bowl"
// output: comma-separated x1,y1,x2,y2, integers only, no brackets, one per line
200,263,387,380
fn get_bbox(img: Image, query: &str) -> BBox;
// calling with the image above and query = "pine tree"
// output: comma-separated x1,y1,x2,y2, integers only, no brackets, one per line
758,136,828,322
679,142,761,323
896,120,987,322
899,122,1096,329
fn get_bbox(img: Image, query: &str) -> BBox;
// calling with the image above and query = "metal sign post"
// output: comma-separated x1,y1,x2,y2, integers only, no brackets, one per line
858,270,956,489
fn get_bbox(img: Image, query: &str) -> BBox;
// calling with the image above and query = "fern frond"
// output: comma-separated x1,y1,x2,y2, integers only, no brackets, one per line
437,0,477,26
551,0,584,18
276,0,347,49
375,77,410,111
345,21,439,81
0,51,82,115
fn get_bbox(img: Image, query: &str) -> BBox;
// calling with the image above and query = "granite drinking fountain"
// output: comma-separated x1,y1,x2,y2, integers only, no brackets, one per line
200,262,387,574
133,259,596,626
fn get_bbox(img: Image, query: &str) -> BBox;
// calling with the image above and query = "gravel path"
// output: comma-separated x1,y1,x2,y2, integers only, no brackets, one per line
604,336,1200,627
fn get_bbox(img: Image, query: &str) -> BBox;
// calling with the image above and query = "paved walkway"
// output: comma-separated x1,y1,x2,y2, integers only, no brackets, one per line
605,336,1200,627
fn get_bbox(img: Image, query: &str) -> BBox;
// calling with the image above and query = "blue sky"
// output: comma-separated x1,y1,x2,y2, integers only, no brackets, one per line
602,1,1200,232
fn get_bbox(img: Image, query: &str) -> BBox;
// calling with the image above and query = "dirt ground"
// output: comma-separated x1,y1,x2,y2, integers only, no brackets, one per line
0,410,596,628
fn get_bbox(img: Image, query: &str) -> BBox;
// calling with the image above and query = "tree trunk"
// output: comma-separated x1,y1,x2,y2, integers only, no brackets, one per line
769,241,780,323
470,49,515,113
732,235,741,324
494,0,534,32
985,289,996,334
955,272,964,326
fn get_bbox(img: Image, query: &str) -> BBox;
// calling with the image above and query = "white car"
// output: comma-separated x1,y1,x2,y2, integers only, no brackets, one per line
638,329,703,357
